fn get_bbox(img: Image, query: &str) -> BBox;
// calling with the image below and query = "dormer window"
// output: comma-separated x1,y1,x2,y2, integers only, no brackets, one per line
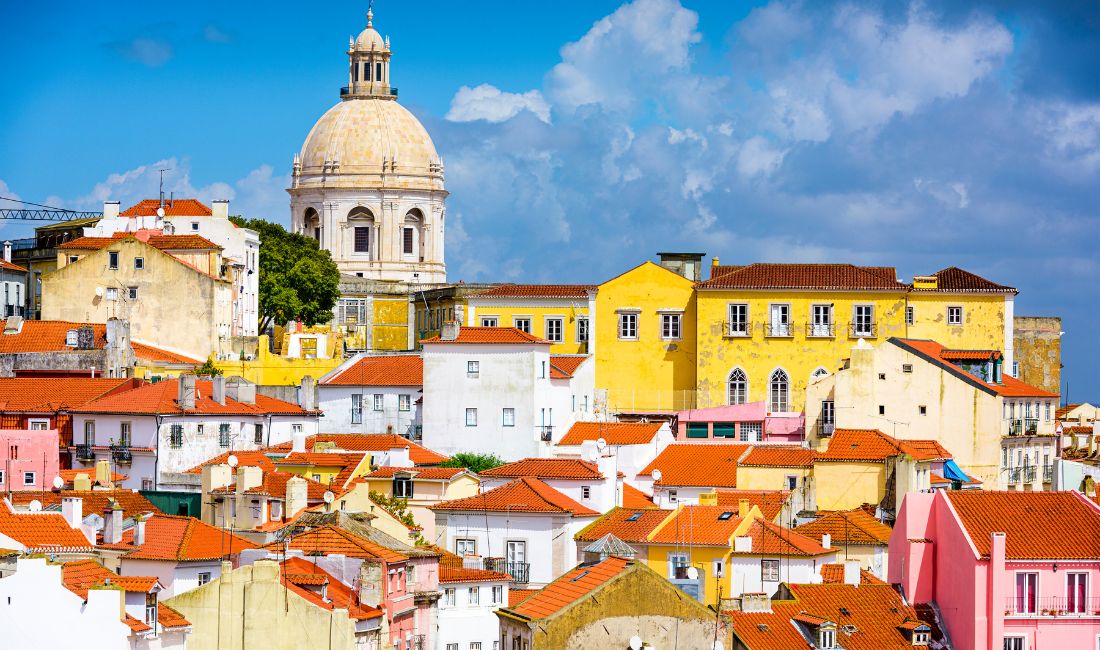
819,627,836,648
913,630,930,646
393,475,414,498
65,330,78,347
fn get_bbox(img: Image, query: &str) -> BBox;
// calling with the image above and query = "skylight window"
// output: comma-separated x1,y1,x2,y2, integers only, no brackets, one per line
718,511,735,520
570,570,590,582
626,512,643,522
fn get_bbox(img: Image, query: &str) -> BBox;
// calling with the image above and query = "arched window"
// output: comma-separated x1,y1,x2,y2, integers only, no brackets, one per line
728,368,748,405
303,207,320,242
810,367,829,381
769,369,789,413
403,209,423,258
348,207,374,254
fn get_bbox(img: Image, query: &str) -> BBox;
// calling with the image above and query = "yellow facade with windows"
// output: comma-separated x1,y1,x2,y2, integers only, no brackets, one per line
594,262,697,413
465,300,592,355
906,292,1008,351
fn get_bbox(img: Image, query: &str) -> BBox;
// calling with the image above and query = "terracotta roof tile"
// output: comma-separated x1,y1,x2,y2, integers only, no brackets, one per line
575,507,670,543
1056,404,1082,420
77,378,313,415
270,434,447,465
739,445,817,468
265,525,408,563
280,556,383,621
131,341,202,365
10,490,160,520
648,505,745,546
100,514,257,561
472,284,594,298
0,321,106,354
795,509,892,546
508,556,632,619
898,439,952,461
62,559,158,599
322,354,422,386
697,263,905,291
638,444,750,487
893,338,1058,398
730,519,834,557
211,470,332,503
0,377,134,411
621,484,655,508
363,466,466,480
156,603,192,628
421,326,549,345
0,501,92,550
713,490,792,522
58,469,128,487
120,199,212,217
507,588,539,607
184,450,279,475
439,565,513,583
0,258,27,272
479,458,604,480
549,355,588,379
709,265,743,279
274,452,369,489
58,233,220,251
946,491,1100,560
913,267,1016,293
819,563,886,584
818,429,906,463
432,477,599,516
558,422,663,446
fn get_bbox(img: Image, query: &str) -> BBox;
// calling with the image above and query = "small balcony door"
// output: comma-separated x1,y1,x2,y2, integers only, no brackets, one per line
811,304,832,336
506,540,526,566
1068,572,1088,613
1015,572,1037,614
769,304,790,336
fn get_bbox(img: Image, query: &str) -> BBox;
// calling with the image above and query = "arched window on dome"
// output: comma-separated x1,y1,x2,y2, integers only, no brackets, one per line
728,368,748,405
303,207,321,242
769,368,790,413
348,207,375,257
403,209,423,260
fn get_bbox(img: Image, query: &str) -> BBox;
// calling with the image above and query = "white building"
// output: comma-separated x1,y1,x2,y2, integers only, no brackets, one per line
478,449,622,515
422,324,593,461
0,557,190,649
71,375,319,490
87,198,260,338
553,421,674,485
437,562,510,650
318,353,422,437
431,476,600,588
726,518,837,597
288,10,446,283
0,242,28,318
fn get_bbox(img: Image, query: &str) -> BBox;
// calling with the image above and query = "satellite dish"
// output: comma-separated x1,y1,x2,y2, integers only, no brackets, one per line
52,475,64,490
226,454,239,468
28,500,42,512
652,469,663,482
156,207,165,217
323,491,335,504
595,437,607,452
629,636,643,650
686,566,699,580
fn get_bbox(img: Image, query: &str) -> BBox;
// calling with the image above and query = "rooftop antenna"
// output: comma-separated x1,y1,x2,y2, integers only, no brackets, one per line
158,168,172,208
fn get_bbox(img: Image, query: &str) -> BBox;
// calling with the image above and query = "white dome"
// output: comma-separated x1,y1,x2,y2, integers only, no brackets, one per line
354,26,386,51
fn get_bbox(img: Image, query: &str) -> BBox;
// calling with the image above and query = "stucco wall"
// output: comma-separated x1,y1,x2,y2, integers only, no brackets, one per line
318,384,421,436
466,297,591,355
813,461,886,511
1012,316,1062,395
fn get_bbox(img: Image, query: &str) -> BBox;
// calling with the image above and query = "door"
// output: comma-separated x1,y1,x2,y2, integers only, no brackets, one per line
812,304,832,336
769,304,790,336
506,541,526,565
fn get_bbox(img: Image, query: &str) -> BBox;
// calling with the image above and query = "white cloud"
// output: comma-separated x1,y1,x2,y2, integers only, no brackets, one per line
445,84,550,124
109,36,173,67
736,136,787,178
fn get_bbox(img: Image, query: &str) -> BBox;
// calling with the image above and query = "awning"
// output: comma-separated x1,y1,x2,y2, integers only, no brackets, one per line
942,459,970,483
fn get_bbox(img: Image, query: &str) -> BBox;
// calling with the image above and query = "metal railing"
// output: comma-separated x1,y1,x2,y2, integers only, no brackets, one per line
1043,464,1054,483
483,558,530,584
340,86,398,97
725,320,753,338
766,322,792,337
538,425,553,442
816,422,836,438
806,322,835,337
849,322,878,338
75,444,96,462
1023,466,1037,483
110,444,132,464
1005,467,1021,485
406,424,423,441
1005,596,1100,616
1009,418,1039,436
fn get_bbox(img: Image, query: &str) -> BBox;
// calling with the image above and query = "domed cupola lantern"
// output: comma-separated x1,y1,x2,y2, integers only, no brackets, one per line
345,9,396,99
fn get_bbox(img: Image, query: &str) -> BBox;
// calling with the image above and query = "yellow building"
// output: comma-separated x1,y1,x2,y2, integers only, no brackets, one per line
273,451,372,490
11,217,101,319
595,259,698,412
906,267,1016,354
463,284,595,354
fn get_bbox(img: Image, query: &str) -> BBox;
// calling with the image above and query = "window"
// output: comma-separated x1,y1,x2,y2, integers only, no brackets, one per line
761,559,780,582
271,500,283,520
471,644,482,650
393,476,414,498
253,424,264,445
811,367,829,380
145,592,157,624
545,318,563,342
513,318,531,334
617,312,638,340
28,419,49,431
728,304,749,336
1045,401,1051,422
373,394,384,411
1014,572,1037,614
375,62,382,81
134,257,144,270
905,305,914,325
403,227,414,255
1012,361,1019,377
480,317,498,327
668,490,677,503
108,251,119,269
769,369,789,412
465,408,477,426
576,317,589,342
219,423,231,448
455,538,477,556
119,422,131,447
660,313,682,340
444,588,456,607
170,424,183,448
852,305,875,336
919,405,928,416
469,586,480,606
948,306,963,326
1068,573,1088,613
810,304,833,336
398,394,411,412
105,287,118,301
740,422,762,442
128,286,138,300
198,572,211,586
492,585,503,604
84,420,95,446
447,645,459,650
879,405,886,415
819,628,836,649
502,408,515,427
786,475,798,490
581,486,591,500
467,361,480,377
727,368,748,405
768,303,791,336
668,553,690,579
0,471,4,484
539,361,546,379
351,394,363,424
712,559,725,577
23,471,35,486
902,363,913,373
190,222,200,232
1004,638,1025,650
68,255,79,264
354,227,370,253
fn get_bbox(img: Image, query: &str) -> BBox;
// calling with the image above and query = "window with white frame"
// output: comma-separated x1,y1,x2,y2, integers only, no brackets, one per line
480,316,499,327
852,304,875,336
728,368,748,405
351,394,363,424
576,317,589,343
1068,572,1088,614
446,645,459,650
768,303,791,336
23,471,35,486
728,304,749,336
467,360,480,377
819,628,836,649
947,306,963,326
769,369,790,412
761,559,780,581
134,257,144,270
905,305,914,325
712,559,724,577
810,304,833,336
219,423,231,448
1014,572,1037,614
668,489,677,503
393,475,414,498
668,553,690,579
502,408,515,427
581,486,591,499
617,311,638,340
492,585,503,604
471,644,482,650
465,408,477,426
1045,401,1051,422
545,318,563,343
660,313,682,340
0,470,4,484
455,538,477,556
373,394,383,411
105,287,118,301
198,572,211,586
513,318,531,334
444,588,455,607
469,586,480,606
740,422,762,442
1003,637,1025,650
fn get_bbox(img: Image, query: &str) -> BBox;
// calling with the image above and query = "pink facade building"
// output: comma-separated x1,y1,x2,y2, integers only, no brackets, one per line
675,402,804,443
0,428,60,491
890,489,1100,650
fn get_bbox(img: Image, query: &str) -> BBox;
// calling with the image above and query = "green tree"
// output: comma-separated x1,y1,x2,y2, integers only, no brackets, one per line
230,217,341,333
196,357,222,376
439,452,506,474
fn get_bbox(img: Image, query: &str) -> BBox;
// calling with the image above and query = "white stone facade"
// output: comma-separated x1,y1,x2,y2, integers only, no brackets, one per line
437,577,508,650
318,384,421,437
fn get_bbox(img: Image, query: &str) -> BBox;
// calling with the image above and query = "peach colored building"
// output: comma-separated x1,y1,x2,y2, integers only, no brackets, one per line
0,428,59,491
890,490,1100,650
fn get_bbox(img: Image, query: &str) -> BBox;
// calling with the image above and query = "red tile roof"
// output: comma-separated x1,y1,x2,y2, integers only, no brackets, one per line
77,378,313,415
899,439,952,461
648,505,745,546
58,469,129,487
697,263,904,291
120,199,212,217
62,559,158,598
739,445,817,468
421,326,549,345
508,556,632,619
621,484,655,508
363,466,466,480
321,354,423,386
1056,404,1083,420
432,477,599,516
479,458,604,481
0,502,93,550
818,428,907,463
439,565,513,584
575,507,669,543
709,265,742,279
10,490,159,520
0,259,27,273
819,563,886,585
549,355,588,379
730,519,834,557
638,444,750,487
558,421,663,446
913,267,1016,293
100,515,257,561
265,525,408,563
472,284,594,298
713,490,792,522
0,377,135,411
184,450,279,475
941,349,1001,361
893,338,1058,398
58,233,220,251
795,509,892,546
0,321,108,354
280,557,383,621
508,588,539,607
270,434,448,465
946,491,1100,560
131,341,201,365
211,470,332,503
274,452,369,489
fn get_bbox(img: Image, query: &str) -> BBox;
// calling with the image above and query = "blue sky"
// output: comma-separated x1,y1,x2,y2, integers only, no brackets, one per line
1,0,1098,400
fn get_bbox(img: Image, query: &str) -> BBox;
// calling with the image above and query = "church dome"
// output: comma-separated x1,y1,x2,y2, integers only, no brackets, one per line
354,26,386,51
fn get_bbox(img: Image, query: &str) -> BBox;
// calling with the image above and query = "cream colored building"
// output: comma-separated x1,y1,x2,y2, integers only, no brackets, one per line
289,9,446,284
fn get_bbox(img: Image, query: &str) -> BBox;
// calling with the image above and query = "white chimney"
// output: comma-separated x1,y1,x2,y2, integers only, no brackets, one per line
734,536,752,553
212,375,226,405
299,376,316,411
292,429,307,454
133,516,146,546
103,502,123,545
178,375,197,410
580,440,599,462
102,201,120,220
821,533,831,549
844,559,860,586
61,496,83,529
441,321,460,341
2,241,10,263
212,200,230,220
384,446,410,468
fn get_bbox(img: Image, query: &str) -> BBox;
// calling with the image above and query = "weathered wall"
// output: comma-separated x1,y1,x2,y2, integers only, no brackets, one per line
813,462,886,511
1013,316,1061,395
214,335,343,386
907,293,1008,352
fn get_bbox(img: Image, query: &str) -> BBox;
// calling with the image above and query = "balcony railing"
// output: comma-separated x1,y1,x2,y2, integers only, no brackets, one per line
1043,464,1054,483
406,424,423,441
111,444,132,464
725,321,753,338
538,425,553,442
766,322,792,337
75,444,96,462
1023,466,1037,483
848,322,878,338
1005,596,1100,616
1005,467,1021,485
815,422,836,438
806,322,835,338
340,86,399,97
1009,418,1039,436
483,558,530,584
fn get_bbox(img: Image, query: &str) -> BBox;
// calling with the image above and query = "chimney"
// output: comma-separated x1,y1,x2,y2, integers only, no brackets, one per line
462,554,482,570
698,491,718,506
178,375,197,410
292,429,307,454
212,200,230,220
441,320,460,341
72,473,92,491
738,499,751,518
358,560,383,608
95,459,113,487
2,241,10,263
843,559,860,586
133,515,146,546
4,316,23,335
236,465,263,493
734,536,752,553
61,496,83,529
299,376,316,411
103,201,120,220
580,440,599,463
285,476,308,518
103,500,123,545
712,256,720,268
212,375,226,406
226,377,256,405
740,592,771,613
201,463,233,525
821,533,831,549
656,252,705,282
384,446,410,468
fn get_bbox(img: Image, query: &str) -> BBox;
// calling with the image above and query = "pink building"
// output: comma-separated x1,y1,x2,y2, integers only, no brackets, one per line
0,428,60,491
890,490,1100,650
675,402,804,443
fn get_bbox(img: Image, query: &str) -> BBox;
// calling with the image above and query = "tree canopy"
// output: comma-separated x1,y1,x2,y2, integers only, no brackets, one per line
231,217,341,333
439,452,506,474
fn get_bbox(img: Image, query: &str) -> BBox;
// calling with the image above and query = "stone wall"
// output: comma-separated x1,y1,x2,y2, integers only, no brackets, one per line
1013,316,1061,395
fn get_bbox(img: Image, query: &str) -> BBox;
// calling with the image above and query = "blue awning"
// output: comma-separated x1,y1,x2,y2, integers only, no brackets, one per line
942,459,970,483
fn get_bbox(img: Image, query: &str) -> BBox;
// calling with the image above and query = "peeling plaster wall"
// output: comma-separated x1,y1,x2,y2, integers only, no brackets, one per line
1012,316,1062,395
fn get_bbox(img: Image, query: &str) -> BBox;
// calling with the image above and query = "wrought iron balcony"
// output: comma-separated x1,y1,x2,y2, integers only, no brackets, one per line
538,425,553,442
483,558,530,584
848,322,878,338
1005,596,1100,616
75,444,96,462
1005,467,1021,485
1009,418,1039,436
766,322,793,337
1043,464,1054,483
1023,466,1037,483
111,444,132,464
815,422,836,438
805,322,835,338
724,320,753,338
